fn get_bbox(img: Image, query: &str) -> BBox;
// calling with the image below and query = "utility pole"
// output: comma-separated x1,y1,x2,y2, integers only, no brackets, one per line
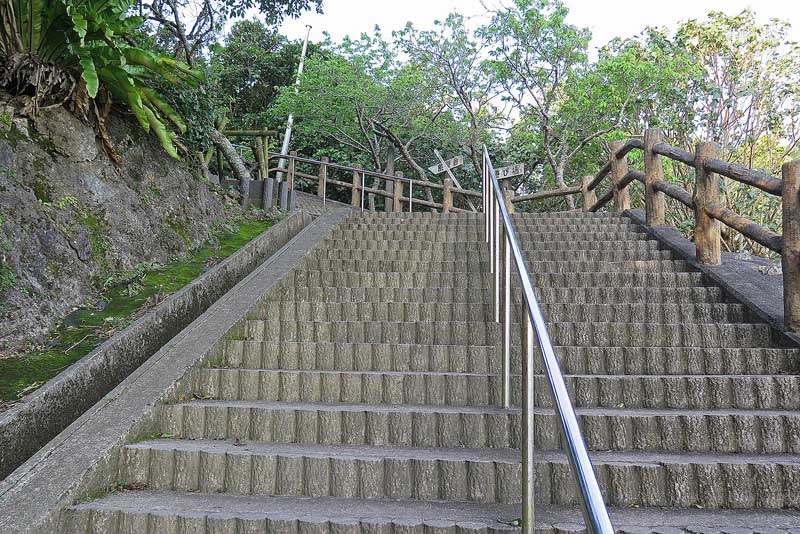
277,24,312,181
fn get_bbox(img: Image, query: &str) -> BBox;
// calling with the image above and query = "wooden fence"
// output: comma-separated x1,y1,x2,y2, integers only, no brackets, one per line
266,151,482,213
519,128,800,331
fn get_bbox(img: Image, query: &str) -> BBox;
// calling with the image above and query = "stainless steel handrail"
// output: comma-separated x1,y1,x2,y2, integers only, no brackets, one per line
482,146,614,534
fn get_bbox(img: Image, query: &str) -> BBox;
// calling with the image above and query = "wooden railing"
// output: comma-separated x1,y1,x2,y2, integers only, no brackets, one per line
266,150,482,213
514,128,800,331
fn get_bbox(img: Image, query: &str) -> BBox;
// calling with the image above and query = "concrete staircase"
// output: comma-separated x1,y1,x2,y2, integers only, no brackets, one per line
60,211,800,532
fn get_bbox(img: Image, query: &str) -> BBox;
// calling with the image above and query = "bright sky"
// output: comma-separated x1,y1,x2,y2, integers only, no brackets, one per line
279,0,800,48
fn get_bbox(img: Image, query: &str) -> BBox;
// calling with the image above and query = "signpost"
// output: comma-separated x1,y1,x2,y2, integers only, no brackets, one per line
429,151,478,212
428,155,464,175
496,163,525,180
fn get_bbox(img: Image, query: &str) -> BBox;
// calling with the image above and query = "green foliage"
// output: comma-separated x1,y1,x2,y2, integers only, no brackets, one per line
209,20,316,130
0,0,206,159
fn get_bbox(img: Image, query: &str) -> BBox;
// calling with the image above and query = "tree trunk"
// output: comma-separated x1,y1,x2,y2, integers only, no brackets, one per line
554,165,575,210
210,129,252,183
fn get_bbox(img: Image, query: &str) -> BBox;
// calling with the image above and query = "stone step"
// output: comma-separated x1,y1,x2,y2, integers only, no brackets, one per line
191,369,800,410
337,224,644,240
320,239,664,256
236,320,772,348
325,232,656,249
117,439,800,509
119,440,519,503
219,341,798,376
264,286,726,305
301,257,695,282
285,271,705,290
251,301,753,324
159,401,800,454
311,249,689,272
62,491,800,534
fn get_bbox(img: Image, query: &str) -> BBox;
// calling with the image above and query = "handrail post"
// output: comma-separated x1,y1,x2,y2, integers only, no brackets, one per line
694,142,722,265
393,172,404,213
581,175,596,211
255,137,267,180
782,160,800,331
443,178,453,214
502,230,511,408
318,156,328,201
503,186,515,214
351,164,362,208
610,140,631,213
494,199,501,322
644,129,666,225
288,150,297,192
522,312,535,534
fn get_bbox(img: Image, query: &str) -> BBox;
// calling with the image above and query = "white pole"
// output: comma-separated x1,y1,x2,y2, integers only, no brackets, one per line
277,24,312,181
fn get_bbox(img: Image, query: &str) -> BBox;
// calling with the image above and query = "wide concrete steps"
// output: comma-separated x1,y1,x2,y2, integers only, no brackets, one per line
266,285,727,305
219,341,798,375
60,210,800,532
190,368,800,410
238,319,773,348
251,301,754,324
62,492,800,534
158,400,800,454
115,438,800,509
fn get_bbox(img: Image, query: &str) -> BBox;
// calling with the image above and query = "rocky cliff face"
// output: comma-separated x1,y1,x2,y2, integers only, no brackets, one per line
0,98,233,350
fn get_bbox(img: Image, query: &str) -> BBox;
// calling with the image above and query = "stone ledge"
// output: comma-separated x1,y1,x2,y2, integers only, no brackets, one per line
0,210,313,481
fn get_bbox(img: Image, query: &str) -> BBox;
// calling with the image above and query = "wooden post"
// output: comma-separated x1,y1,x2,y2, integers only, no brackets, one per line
694,141,722,265
610,140,631,213
263,136,269,178
393,172,404,213
255,137,267,180
443,178,453,213
782,160,800,331
581,175,597,211
644,129,666,225
351,164,362,207
318,157,328,199
503,184,515,214
288,150,297,191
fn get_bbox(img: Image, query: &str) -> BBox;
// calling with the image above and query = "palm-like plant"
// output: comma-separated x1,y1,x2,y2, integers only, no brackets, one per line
0,0,205,159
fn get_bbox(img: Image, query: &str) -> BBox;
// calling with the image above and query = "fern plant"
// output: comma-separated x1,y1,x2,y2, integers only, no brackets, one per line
0,0,205,159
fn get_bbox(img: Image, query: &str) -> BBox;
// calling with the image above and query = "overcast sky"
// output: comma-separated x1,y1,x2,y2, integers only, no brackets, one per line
278,0,800,49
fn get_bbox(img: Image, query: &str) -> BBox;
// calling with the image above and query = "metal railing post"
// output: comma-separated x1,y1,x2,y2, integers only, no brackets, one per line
502,231,512,408
494,200,501,322
522,311,535,534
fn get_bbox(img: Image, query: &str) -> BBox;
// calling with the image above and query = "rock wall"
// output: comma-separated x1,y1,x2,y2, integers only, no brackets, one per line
0,98,233,349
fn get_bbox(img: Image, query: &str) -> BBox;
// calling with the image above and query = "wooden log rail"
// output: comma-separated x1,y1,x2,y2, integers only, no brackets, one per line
264,151,476,214
512,127,800,332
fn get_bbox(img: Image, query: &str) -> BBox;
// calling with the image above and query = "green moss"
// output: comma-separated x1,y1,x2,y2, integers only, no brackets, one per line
32,176,53,204
0,210,280,400
0,262,16,296
78,210,110,263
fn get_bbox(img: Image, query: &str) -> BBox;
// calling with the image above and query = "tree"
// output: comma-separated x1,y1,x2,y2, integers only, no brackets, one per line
270,29,462,181
143,0,323,65
396,13,504,183
481,0,697,207
209,20,317,129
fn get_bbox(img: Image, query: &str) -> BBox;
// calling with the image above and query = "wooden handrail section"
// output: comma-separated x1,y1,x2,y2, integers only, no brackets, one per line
514,127,800,331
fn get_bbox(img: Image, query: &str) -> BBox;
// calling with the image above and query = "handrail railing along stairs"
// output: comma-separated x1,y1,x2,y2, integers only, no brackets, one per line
482,145,615,534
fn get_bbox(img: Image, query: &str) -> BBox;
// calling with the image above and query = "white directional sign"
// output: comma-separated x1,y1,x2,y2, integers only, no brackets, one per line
496,163,525,180
428,155,464,175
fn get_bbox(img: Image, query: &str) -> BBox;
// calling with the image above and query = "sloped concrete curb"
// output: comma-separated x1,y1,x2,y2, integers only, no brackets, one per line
0,207,349,533
0,210,312,480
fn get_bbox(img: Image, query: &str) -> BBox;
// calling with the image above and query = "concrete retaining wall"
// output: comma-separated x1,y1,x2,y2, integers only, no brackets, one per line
0,210,313,480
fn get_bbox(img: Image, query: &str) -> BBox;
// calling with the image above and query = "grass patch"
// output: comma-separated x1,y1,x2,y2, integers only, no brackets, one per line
0,209,281,401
